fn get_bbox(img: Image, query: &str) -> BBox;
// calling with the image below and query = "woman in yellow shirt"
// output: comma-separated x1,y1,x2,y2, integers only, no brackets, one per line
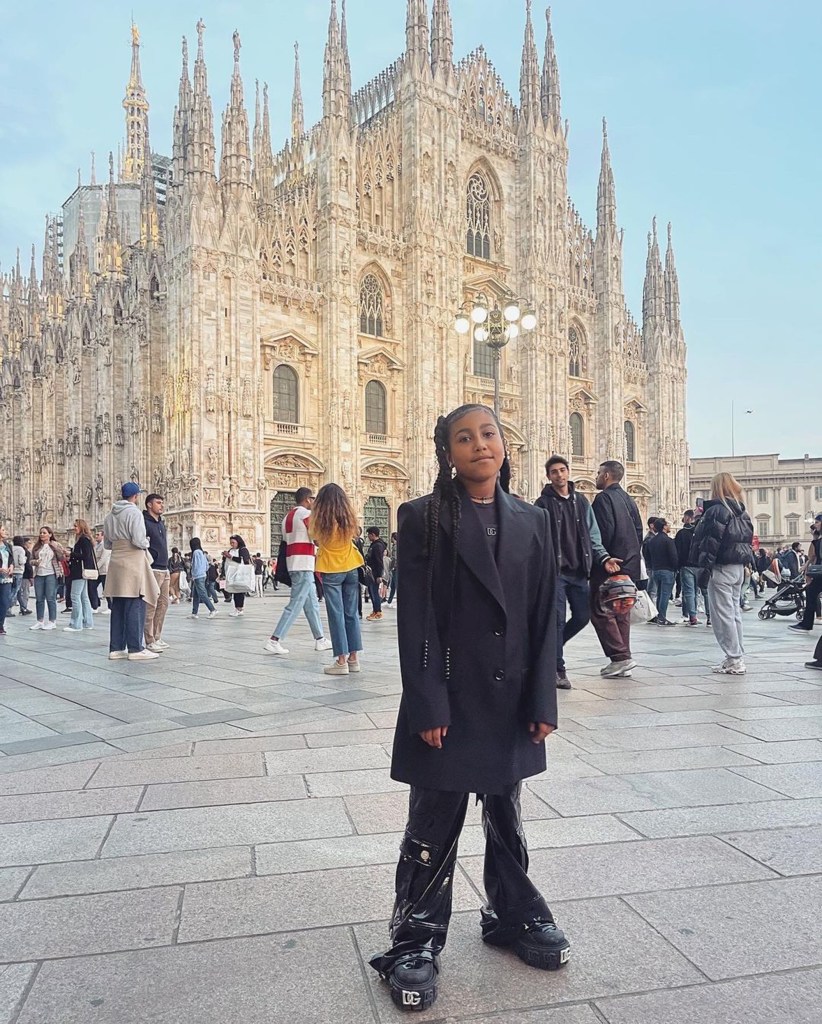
310,483,364,675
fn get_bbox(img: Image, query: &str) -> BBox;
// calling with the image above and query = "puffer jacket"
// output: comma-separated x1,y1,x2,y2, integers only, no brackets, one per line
692,498,754,570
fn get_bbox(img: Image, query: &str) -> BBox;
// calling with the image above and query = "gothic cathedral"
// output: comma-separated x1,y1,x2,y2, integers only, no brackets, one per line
0,1,688,552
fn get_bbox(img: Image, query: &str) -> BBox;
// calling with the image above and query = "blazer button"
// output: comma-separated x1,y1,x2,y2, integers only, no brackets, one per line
494,669,505,681
494,627,505,637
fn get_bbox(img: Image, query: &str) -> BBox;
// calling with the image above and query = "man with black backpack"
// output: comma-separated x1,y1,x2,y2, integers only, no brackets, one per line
263,487,332,656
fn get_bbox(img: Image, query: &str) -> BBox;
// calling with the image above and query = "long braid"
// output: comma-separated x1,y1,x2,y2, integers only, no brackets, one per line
421,404,508,676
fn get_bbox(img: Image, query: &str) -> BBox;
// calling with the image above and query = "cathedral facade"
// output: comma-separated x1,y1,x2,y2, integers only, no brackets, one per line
0,1,688,553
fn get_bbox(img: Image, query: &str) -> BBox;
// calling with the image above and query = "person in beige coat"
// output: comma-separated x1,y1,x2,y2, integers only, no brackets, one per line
103,482,160,661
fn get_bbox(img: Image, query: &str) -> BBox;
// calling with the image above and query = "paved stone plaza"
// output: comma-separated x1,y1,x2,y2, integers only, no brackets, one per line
0,592,821,1022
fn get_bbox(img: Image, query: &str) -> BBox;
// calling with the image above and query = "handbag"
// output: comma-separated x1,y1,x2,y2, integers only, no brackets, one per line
224,559,255,594
630,589,658,624
82,568,99,581
274,539,292,587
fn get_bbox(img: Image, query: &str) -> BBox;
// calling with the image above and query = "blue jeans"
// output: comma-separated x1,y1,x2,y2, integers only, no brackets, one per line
321,569,362,657
680,567,698,619
647,569,658,602
366,576,382,613
655,569,675,622
69,577,93,629
110,596,146,653
192,577,215,615
555,573,591,672
0,581,13,629
273,569,324,640
34,573,58,623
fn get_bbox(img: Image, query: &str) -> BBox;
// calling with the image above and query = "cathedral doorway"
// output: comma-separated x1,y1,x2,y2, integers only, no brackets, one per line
364,495,390,536
269,492,294,554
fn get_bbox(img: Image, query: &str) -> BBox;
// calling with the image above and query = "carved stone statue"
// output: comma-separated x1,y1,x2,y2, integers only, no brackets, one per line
95,416,103,447
84,484,93,510
152,397,162,434
102,413,111,445
115,414,125,447
84,426,92,457
94,474,104,506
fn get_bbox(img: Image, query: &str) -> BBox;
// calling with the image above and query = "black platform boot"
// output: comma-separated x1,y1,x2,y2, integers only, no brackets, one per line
373,951,439,1012
481,906,571,970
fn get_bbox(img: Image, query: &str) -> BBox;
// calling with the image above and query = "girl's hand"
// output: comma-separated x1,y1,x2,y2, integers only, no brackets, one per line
529,722,555,744
420,726,448,749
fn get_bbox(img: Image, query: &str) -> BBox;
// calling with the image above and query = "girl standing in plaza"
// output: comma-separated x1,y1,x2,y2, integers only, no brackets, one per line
310,483,364,676
64,520,97,632
370,404,569,1012
0,526,14,635
30,527,65,631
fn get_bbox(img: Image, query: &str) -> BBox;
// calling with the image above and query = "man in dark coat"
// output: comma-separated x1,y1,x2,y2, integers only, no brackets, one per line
590,460,642,677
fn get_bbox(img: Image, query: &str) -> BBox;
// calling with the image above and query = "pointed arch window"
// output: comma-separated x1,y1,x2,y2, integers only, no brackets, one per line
568,325,586,377
624,420,636,463
365,379,387,435
359,274,384,338
273,364,299,424
570,413,585,458
466,173,491,260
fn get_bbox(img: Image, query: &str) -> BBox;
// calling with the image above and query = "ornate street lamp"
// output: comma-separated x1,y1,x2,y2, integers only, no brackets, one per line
455,292,537,417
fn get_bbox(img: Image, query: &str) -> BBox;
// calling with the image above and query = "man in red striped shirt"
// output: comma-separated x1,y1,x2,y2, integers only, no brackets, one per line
263,488,333,656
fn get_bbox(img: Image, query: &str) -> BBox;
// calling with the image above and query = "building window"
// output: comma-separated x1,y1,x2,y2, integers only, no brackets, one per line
272,365,298,423
757,488,767,503
624,421,636,463
364,495,390,535
365,379,387,435
466,173,491,260
788,519,799,537
568,326,586,377
570,413,584,458
815,486,822,502
787,486,797,502
473,336,495,378
269,492,294,550
359,274,384,337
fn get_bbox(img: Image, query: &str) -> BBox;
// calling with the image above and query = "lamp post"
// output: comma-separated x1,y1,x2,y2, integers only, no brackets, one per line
455,292,537,418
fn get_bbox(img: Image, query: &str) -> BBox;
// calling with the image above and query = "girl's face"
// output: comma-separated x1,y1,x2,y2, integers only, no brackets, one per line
39,529,51,543
229,538,238,549
448,409,505,485
74,522,82,536
0,525,7,541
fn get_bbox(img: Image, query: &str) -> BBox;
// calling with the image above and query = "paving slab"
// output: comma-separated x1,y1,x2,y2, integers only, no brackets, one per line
102,797,352,857
718,824,822,876
87,753,265,788
0,761,98,796
304,728,397,748
140,774,307,811
191,734,307,754
305,768,406,797
625,874,822,980
16,929,376,1024
263,744,391,775
0,886,181,962
595,967,822,1024
0,786,142,825
355,899,703,1018
0,816,112,867
577,745,759,775
530,767,781,816
722,739,822,763
620,797,822,838
730,761,822,797
0,868,30,902
21,847,252,899
178,862,479,942
0,963,36,1024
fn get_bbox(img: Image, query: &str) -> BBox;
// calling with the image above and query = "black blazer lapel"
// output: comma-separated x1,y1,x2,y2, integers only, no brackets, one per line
495,486,529,600
447,486,507,616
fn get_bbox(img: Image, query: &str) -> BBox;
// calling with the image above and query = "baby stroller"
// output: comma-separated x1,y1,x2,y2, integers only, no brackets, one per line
758,571,805,619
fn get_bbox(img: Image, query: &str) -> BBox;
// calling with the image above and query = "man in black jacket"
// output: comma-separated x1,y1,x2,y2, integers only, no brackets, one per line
143,494,169,653
365,527,387,620
590,461,642,677
535,456,621,688
644,519,679,625
675,510,701,625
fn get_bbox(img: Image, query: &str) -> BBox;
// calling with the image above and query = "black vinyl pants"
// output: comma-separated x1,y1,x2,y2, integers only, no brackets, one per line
370,783,551,975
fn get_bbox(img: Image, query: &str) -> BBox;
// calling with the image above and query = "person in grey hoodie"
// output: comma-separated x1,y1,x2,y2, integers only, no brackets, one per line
102,483,160,662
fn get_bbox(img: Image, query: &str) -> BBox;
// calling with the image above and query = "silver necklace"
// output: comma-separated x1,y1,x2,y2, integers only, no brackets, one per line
470,495,494,505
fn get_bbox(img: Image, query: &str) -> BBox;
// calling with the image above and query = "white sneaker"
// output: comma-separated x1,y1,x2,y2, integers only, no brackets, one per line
100,608,111,615
30,621,44,630
314,637,333,651
347,659,361,673
323,662,350,675
713,658,746,676
208,610,219,619
63,626,83,632
154,639,170,650
108,650,129,660
263,638,289,655
189,614,199,619
146,642,164,653
229,610,241,617
128,649,160,661
600,658,636,677
42,622,56,631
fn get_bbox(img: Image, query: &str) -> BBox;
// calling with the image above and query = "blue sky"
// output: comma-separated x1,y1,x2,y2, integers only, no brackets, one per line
1,0,819,459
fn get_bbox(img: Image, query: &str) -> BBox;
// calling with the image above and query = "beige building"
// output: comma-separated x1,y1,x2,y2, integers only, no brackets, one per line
0,3,687,553
690,455,822,548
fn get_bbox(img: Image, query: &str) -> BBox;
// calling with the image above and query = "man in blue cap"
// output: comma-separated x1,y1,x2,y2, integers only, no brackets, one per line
102,483,160,661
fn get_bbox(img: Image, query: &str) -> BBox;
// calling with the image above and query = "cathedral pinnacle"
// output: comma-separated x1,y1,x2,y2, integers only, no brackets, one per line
122,20,150,183
642,217,665,327
664,222,681,329
520,0,541,124
540,7,561,127
431,0,453,77
292,42,305,139
323,0,351,120
101,152,123,276
596,117,617,233
220,29,251,191
189,19,216,179
406,0,430,69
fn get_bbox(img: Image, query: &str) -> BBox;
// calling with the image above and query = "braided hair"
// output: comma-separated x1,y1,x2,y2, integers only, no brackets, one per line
421,404,511,677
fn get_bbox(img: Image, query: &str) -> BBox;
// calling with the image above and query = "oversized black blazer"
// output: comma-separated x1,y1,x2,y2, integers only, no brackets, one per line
390,484,559,795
